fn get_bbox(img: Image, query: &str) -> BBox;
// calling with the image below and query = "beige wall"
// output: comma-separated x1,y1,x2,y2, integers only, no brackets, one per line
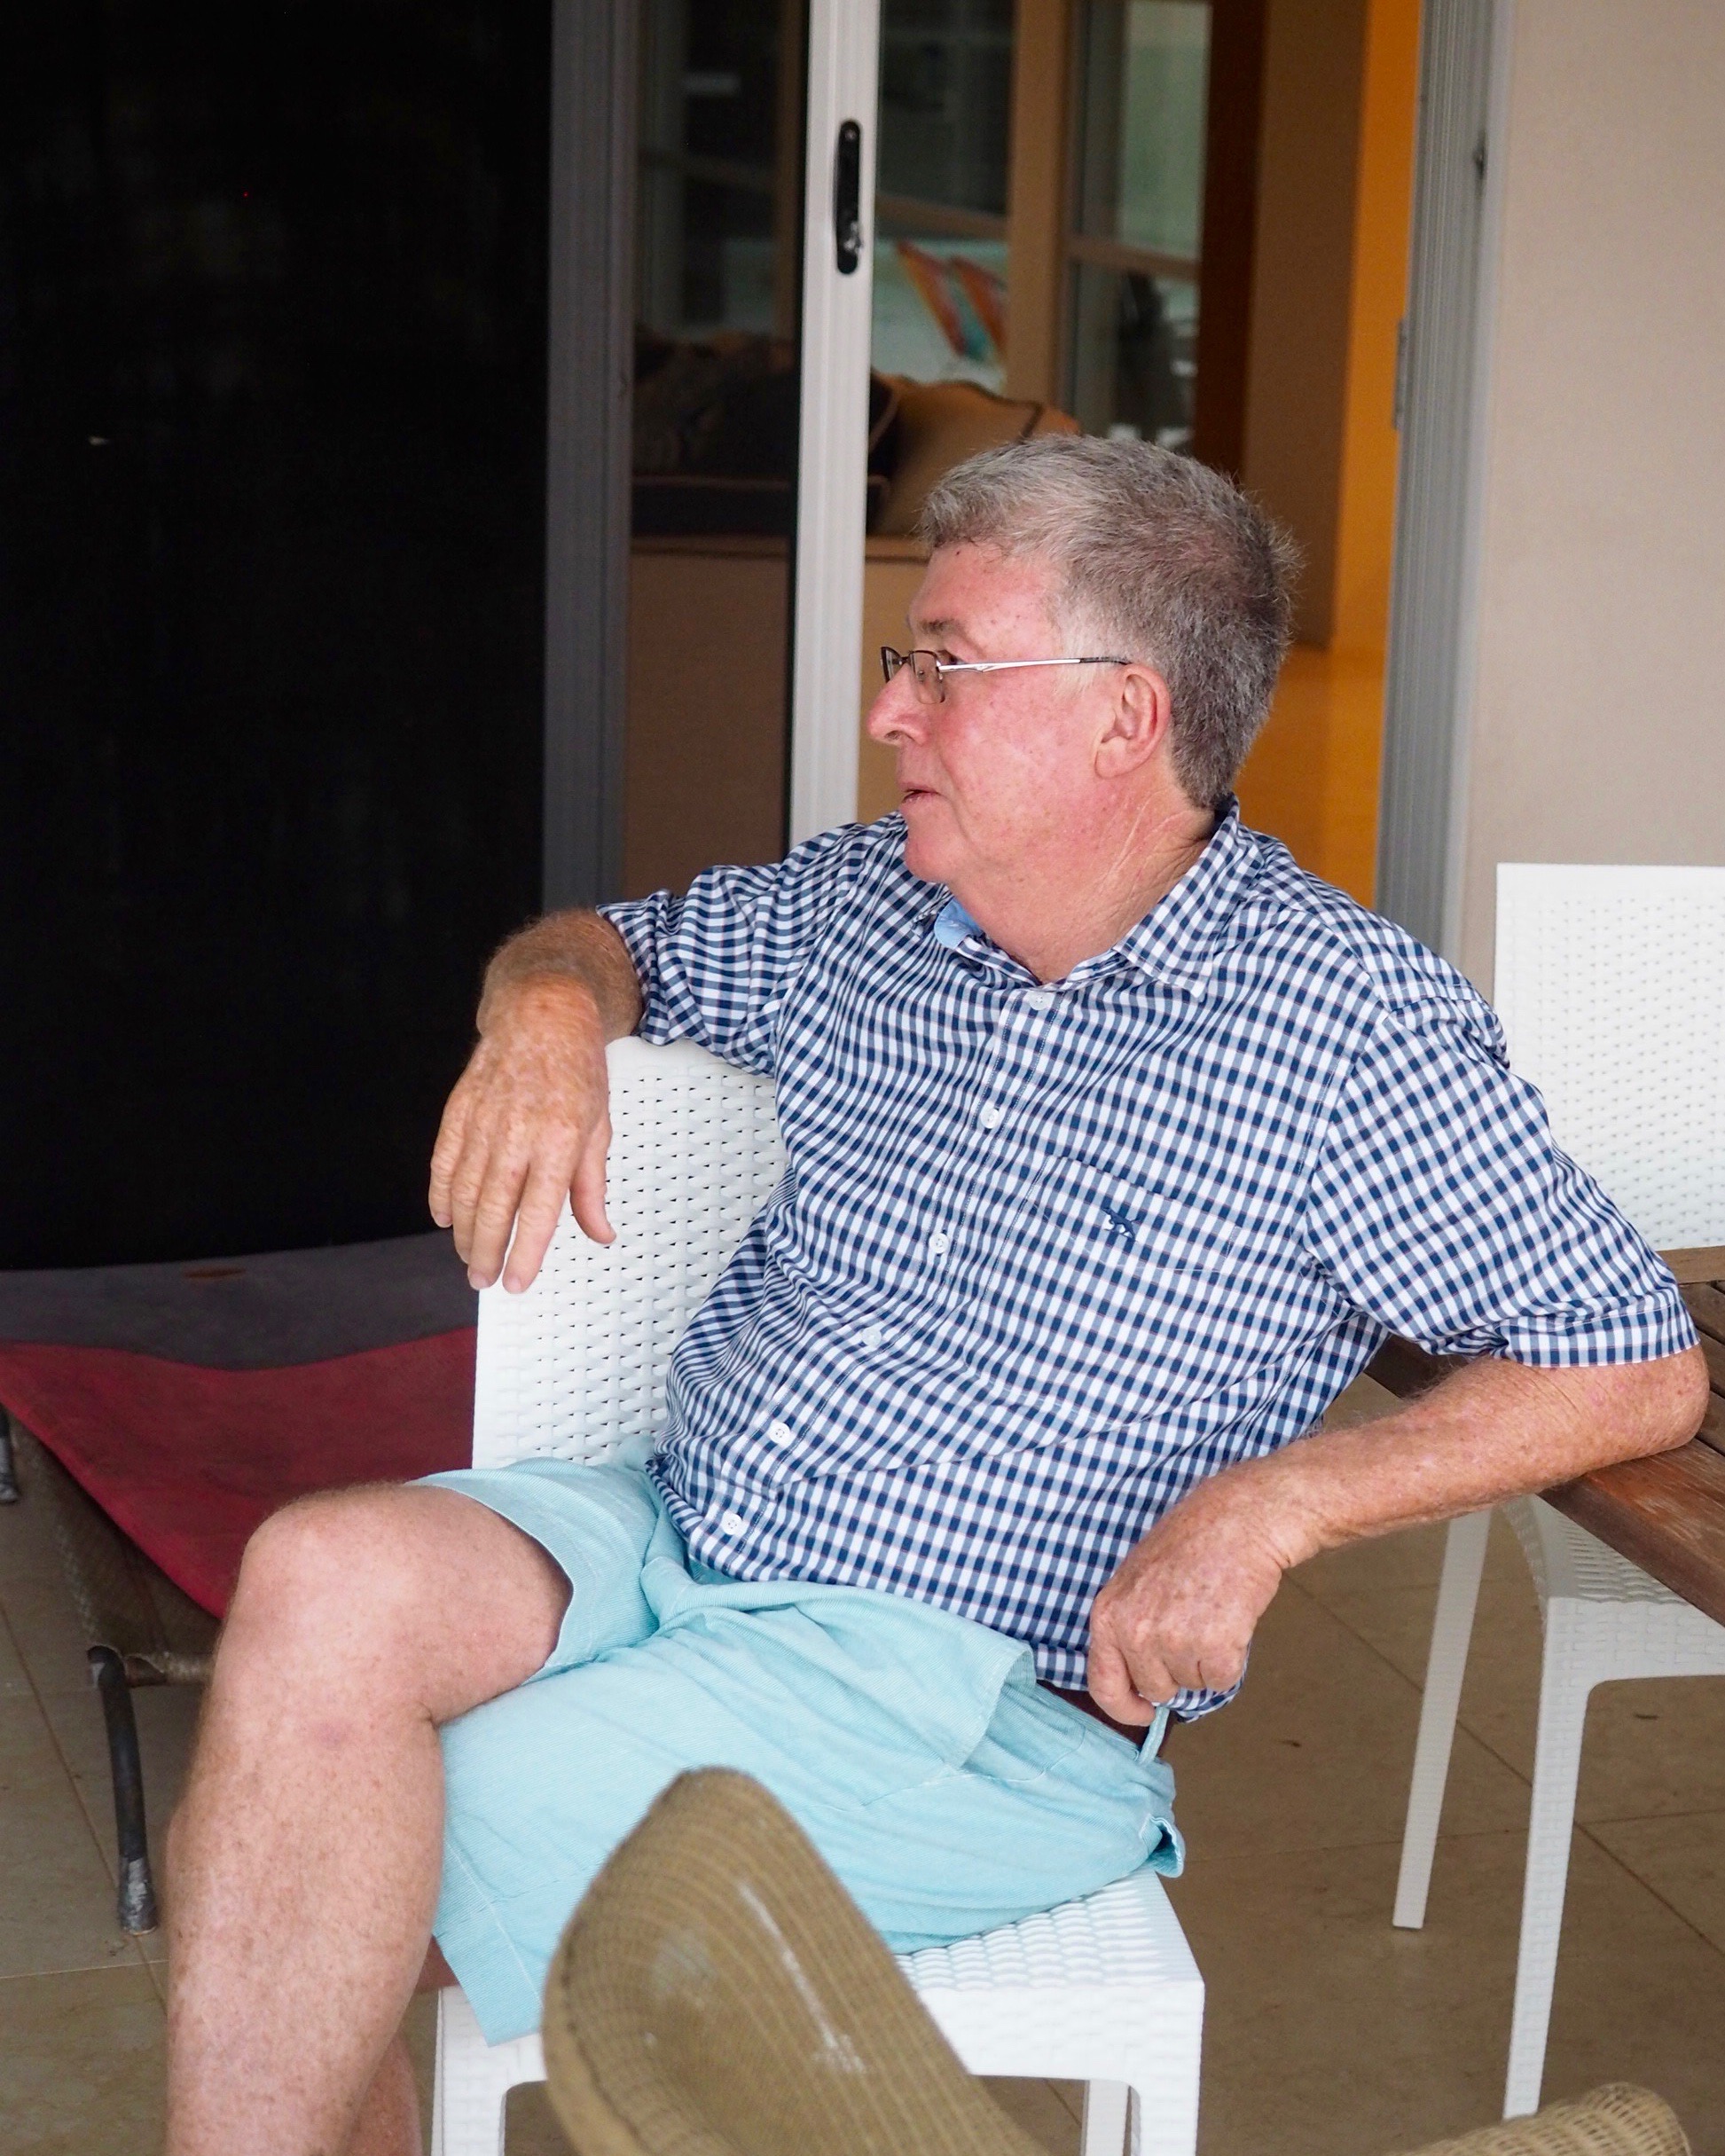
1456,0,1725,985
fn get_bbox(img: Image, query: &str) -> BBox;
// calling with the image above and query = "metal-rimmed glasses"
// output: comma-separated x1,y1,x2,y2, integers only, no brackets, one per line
880,647,1133,703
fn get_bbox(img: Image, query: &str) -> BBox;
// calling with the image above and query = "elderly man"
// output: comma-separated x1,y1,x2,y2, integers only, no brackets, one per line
164,438,1705,2155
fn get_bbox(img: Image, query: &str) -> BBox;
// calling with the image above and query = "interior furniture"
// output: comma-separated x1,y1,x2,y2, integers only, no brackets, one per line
433,1037,1205,2156
1389,864,1725,2119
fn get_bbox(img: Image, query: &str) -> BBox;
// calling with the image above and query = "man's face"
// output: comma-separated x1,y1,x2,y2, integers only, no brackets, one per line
866,543,1115,898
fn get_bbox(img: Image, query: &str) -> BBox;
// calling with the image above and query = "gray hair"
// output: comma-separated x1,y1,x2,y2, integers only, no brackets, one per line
917,435,1298,808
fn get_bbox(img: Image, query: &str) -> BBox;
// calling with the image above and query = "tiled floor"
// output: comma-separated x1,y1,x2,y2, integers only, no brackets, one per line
4,1380,1722,2154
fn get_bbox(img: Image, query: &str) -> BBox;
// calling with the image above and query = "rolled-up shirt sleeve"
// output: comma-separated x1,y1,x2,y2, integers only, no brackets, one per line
1303,1002,1696,1366
599,824,872,1078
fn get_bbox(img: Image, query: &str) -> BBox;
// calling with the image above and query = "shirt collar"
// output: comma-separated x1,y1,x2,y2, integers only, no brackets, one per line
925,799,1261,994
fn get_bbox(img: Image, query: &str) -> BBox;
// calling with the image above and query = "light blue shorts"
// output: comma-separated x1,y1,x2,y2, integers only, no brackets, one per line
419,1459,1182,2043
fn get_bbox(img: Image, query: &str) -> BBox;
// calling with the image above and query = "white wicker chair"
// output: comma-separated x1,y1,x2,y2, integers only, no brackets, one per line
432,1036,1204,2156
1393,865,1725,2118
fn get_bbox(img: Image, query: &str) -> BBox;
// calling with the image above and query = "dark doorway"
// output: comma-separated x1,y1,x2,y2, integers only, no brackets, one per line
0,3,552,1266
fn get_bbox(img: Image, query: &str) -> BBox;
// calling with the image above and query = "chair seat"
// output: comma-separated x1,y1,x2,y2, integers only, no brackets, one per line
901,1868,1204,2094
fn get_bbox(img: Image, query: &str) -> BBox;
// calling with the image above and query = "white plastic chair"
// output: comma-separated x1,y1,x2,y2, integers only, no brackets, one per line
1393,865,1725,2117
432,1036,1204,2156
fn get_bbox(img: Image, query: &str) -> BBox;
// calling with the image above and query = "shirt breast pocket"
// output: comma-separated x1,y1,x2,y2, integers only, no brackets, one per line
955,1152,1244,1441
1015,1153,1235,1277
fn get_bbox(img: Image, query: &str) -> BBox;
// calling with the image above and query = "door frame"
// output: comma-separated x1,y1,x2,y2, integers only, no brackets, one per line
1375,0,1515,962
788,0,882,847
543,0,877,894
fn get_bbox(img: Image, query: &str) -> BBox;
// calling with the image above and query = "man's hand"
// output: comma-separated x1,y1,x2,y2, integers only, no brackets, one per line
1086,1473,1301,1721
429,978,614,1293
1085,1346,1707,1723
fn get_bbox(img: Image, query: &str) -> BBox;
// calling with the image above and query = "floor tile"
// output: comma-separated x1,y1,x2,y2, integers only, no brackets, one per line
1296,1513,1530,1607
984,2078,1084,2152
1315,1567,1725,1824
0,1600,34,1697
1,1568,106,1697
1167,1828,1725,2156
1588,1810,1725,1956
1171,1579,1529,1860
0,1471,74,1588
36,1678,203,1962
0,1964,163,2154
0,1697,143,1980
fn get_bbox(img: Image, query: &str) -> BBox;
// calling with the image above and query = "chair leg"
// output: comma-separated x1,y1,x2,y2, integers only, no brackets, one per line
433,1985,544,2156
89,1646,159,1933
1081,2079,1130,2156
1394,1509,1491,1928
1503,1610,1590,2118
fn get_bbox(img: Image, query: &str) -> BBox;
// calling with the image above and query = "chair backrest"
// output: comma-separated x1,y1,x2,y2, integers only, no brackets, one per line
1495,864,1725,1250
472,1038,784,1472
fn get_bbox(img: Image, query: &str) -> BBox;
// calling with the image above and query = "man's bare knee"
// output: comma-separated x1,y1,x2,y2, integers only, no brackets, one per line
219,1485,568,1722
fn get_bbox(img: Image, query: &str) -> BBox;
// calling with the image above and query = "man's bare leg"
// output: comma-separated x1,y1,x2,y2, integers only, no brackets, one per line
342,1948,458,2156
164,1486,568,2156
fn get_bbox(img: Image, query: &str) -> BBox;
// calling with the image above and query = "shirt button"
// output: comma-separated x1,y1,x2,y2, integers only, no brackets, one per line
719,1509,747,1536
766,1419,793,1446
978,1104,1002,1131
861,1323,883,1349
929,1230,950,1256
1025,988,1055,1011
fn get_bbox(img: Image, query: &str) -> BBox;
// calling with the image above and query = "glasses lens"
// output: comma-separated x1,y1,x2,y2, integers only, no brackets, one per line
910,651,945,700
882,649,943,700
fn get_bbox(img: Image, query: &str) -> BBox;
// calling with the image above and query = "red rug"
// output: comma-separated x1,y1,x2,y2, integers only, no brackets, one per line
0,1330,475,1616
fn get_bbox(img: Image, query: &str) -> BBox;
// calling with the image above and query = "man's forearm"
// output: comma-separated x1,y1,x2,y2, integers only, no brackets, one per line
476,910,643,1043
1228,1345,1708,1572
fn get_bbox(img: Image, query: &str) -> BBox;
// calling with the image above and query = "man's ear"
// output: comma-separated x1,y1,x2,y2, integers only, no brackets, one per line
1094,664,1173,778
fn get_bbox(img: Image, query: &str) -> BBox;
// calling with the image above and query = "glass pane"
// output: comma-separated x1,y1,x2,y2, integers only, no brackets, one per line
1068,265,1199,446
1077,1,1210,255
1069,0,1209,448
623,0,805,898
878,0,1013,216
872,0,1013,390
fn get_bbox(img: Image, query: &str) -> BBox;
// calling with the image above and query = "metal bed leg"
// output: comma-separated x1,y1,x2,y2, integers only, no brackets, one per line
0,1415,19,1503
89,1646,160,1933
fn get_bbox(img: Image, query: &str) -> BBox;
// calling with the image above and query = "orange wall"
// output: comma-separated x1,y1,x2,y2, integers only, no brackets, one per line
1235,0,1418,901
1331,0,1421,656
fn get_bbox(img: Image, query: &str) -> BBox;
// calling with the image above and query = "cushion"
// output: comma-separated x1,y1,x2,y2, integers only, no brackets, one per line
872,377,1081,537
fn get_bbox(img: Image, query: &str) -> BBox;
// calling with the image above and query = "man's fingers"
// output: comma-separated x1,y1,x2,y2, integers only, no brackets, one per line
465,1158,534,1291
427,1082,474,1227
501,1166,576,1295
1086,1630,1169,1725
569,1115,614,1248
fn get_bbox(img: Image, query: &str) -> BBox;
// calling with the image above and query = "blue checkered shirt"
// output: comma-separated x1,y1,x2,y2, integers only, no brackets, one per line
602,806,1693,1709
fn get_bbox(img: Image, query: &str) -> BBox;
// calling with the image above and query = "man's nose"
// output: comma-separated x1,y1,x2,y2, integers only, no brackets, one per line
866,673,925,744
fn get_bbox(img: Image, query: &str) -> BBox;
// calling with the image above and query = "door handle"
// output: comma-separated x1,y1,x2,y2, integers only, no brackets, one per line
833,119,862,273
